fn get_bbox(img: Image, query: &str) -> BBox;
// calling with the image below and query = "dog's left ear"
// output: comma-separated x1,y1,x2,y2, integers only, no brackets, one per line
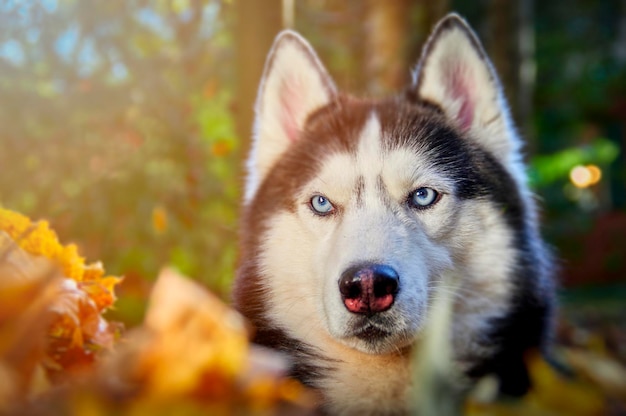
245,30,337,203
413,14,517,161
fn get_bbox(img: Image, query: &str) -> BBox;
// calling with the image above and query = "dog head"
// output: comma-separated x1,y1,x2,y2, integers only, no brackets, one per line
235,14,528,356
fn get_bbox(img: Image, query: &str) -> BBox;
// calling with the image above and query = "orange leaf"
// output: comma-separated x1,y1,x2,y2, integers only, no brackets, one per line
151,206,168,234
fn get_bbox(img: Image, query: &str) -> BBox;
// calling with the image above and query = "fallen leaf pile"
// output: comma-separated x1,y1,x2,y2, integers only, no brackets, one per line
91,268,314,415
0,209,314,415
466,350,626,415
0,208,122,407
464,313,626,415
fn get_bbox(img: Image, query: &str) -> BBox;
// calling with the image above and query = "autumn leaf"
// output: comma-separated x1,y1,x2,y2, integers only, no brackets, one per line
96,268,315,414
0,209,122,399
0,233,60,406
211,139,232,157
1,211,313,414
465,351,614,416
151,206,168,234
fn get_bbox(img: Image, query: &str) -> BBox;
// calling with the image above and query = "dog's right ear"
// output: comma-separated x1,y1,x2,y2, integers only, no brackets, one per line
412,14,518,163
245,30,337,203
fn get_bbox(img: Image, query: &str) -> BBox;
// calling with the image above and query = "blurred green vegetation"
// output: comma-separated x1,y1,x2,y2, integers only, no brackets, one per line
529,138,619,187
0,0,625,325
0,0,239,325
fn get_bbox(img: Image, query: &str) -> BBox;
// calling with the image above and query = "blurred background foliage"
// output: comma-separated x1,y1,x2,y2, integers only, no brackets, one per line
0,0,624,327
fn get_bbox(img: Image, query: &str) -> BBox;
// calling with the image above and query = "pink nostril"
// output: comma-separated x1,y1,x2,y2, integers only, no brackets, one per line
339,264,399,315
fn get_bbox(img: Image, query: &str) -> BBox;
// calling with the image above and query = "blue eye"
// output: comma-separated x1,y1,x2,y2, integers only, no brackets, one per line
409,187,439,209
310,194,335,215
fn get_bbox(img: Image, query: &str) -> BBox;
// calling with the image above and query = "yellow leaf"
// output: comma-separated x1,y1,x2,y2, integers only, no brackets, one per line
151,206,168,234
96,268,315,413
211,140,231,157
0,209,122,393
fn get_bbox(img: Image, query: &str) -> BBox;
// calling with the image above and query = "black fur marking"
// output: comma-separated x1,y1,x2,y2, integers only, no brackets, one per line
462,143,554,396
354,175,365,208
376,99,495,201
253,327,336,388
375,174,397,210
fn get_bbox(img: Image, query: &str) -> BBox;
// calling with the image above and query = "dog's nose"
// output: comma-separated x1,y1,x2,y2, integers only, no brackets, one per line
339,264,399,315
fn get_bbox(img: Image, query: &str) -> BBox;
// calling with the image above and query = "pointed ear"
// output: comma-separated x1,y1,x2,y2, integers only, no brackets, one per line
245,30,337,203
413,14,518,161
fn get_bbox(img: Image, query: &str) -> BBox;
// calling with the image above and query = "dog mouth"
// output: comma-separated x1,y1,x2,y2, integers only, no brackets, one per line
353,323,392,341
347,315,408,346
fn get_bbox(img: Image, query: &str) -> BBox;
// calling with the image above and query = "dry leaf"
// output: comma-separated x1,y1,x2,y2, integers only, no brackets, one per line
0,209,122,403
98,268,314,414
0,232,61,407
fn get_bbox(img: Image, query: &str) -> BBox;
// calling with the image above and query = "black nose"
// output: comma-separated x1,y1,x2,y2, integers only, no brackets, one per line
338,264,399,315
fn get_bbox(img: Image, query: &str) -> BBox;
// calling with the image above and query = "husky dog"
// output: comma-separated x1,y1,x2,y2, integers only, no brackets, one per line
234,13,554,415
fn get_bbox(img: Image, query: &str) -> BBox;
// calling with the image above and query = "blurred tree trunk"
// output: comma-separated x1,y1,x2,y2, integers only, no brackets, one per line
517,0,536,150
487,0,536,147
364,0,455,95
365,0,411,95
234,0,282,160
406,0,450,74
488,0,518,110
421,0,450,32
309,0,368,92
